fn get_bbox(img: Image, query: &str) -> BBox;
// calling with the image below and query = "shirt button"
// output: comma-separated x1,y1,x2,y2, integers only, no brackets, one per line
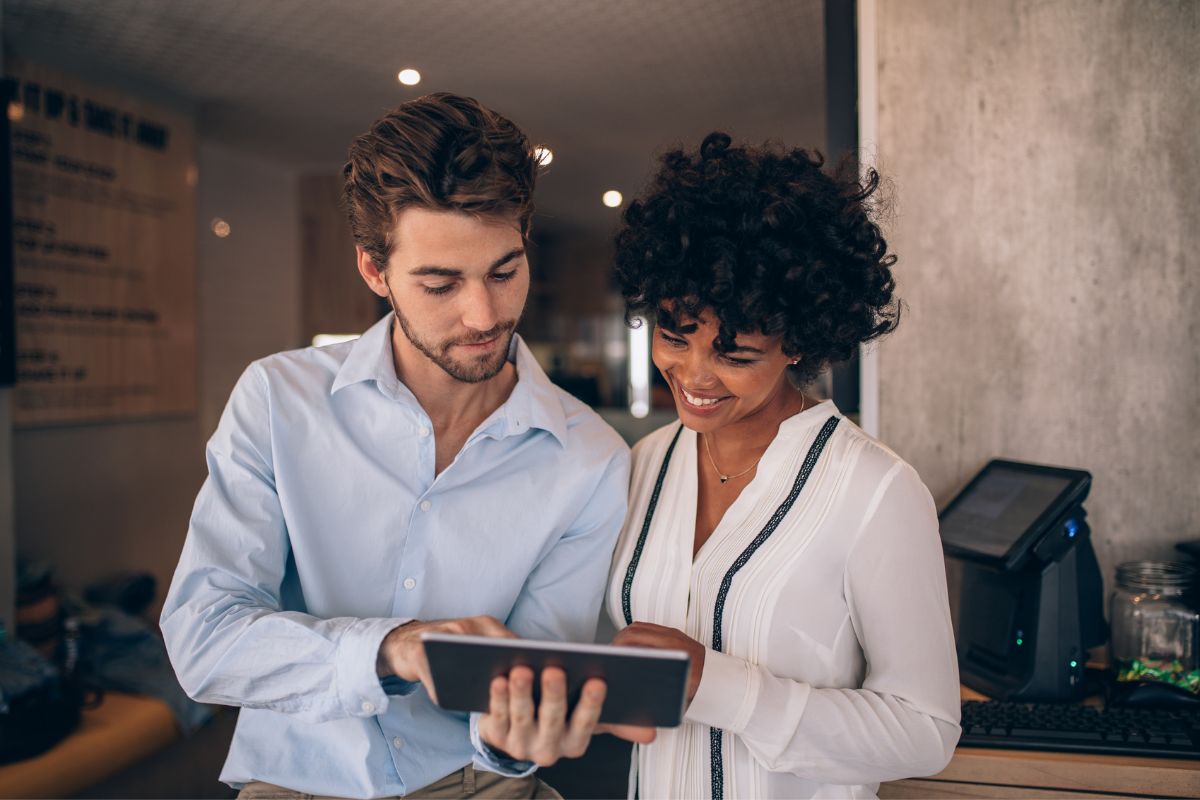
419,500,432,512
403,578,417,590
361,701,375,714
419,426,430,438
392,736,404,750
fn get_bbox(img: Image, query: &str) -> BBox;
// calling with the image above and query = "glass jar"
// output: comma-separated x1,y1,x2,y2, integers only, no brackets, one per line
1110,560,1200,694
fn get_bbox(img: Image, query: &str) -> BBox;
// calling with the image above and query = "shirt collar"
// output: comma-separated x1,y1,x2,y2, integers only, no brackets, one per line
330,314,402,398
502,335,569,447
331,315,568,447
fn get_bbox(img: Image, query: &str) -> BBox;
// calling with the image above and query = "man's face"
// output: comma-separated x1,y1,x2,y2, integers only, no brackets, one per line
366,207,529,384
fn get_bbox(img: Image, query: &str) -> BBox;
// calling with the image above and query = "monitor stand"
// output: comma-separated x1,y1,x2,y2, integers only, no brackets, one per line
956,507,1106,701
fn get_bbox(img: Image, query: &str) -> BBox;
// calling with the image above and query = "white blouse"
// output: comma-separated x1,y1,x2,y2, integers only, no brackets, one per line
605,401,961,799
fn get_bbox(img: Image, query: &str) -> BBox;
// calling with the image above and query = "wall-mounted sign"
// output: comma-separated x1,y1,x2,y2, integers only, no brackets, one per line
3,58,195,425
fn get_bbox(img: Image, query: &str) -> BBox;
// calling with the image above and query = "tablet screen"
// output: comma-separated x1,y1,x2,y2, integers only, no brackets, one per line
940,465,1074,559
421,633,690,727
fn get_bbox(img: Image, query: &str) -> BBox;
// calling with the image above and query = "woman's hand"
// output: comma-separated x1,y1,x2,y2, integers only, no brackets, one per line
613,621,707,702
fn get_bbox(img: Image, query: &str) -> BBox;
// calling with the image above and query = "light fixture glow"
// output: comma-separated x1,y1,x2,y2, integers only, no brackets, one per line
7,102,25,122
398,69,422,86
629,317,650,419
211,218,231,238
534,146,553,166
603,190,623,208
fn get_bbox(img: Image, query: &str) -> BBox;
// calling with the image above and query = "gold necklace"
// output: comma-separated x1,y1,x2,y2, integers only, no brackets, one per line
703,393,807,484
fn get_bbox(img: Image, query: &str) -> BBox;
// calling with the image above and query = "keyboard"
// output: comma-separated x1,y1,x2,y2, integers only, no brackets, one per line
960,700,1200,759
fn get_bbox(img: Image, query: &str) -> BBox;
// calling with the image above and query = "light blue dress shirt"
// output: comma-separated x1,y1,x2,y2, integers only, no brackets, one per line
161,314,630,799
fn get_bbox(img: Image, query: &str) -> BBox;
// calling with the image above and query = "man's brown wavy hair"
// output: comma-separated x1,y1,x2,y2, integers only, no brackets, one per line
342,92,539,269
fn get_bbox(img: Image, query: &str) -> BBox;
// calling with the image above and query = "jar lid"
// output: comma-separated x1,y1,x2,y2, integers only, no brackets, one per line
1116,560,1196,593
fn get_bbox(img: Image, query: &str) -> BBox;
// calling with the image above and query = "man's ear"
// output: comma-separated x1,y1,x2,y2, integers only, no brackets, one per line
356,247,390,298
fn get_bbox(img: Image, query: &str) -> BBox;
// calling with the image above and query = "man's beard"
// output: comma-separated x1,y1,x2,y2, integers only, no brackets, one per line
392,302,517,384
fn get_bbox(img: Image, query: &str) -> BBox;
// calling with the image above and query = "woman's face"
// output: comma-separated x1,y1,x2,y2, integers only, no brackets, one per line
651,307,798,435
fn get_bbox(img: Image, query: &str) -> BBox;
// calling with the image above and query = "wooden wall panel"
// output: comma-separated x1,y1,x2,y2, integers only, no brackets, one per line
6,58,196,426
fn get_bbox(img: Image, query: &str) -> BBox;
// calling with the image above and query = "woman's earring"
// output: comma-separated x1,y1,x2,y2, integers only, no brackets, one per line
790,358,800,365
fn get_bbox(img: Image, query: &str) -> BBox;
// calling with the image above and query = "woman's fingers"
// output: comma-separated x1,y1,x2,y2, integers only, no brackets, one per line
597,721,658,744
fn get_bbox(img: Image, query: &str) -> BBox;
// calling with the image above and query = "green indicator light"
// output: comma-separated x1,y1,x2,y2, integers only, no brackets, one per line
1070,660,1078,668
1016,638,1023,646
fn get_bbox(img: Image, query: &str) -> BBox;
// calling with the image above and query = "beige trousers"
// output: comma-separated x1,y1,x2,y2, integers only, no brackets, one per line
236,764,562,800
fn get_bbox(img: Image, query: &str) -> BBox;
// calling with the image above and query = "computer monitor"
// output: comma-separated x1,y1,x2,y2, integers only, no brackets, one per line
941,461,1092,571
942,460,1105,701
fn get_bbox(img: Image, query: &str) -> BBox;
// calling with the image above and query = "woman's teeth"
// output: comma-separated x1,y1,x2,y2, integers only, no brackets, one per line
682,388,724,407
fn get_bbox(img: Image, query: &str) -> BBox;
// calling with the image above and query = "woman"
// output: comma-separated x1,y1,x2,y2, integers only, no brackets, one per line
606,133,960,799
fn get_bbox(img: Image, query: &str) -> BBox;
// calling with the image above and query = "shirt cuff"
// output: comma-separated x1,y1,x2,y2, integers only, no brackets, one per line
335,617,411,718
380,676,421,696
684,647,761,734
469,712,537,777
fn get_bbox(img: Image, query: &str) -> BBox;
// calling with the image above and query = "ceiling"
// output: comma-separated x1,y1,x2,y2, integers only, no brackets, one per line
3,0,827,232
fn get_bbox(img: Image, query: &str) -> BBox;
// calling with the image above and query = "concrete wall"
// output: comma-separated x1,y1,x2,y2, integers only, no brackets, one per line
13,139,300,603
874,0,1199,591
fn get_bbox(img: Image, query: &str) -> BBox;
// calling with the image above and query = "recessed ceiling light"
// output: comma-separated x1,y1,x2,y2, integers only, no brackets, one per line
398,69,421,86
534,146,553,166
602,190,623,208
211,218,231,238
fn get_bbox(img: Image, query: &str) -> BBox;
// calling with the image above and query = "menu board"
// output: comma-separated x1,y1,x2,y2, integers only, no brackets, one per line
4,59,195,425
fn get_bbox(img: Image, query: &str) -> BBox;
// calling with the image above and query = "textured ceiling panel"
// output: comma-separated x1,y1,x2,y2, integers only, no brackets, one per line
4,0,827,230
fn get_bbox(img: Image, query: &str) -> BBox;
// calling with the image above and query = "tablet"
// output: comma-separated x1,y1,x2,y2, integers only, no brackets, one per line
420,632,690,727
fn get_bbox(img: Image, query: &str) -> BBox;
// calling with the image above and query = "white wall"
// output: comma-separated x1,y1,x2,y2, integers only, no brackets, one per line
197,142,301,433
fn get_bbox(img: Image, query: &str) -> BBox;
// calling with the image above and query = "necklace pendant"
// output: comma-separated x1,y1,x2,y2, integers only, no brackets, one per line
719,475,729,484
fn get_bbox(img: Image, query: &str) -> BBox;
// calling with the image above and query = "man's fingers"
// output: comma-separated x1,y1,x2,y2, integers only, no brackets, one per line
506,665,537,759
414,651,438,703
562,678,605,758
482,674,510,738
469,615,517,638
530,667,568,766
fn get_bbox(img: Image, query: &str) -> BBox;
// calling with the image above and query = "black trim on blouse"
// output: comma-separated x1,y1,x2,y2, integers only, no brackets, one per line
621,415,841,800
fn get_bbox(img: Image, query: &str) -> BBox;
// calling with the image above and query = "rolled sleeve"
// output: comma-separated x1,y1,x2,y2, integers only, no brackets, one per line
469,713,537,777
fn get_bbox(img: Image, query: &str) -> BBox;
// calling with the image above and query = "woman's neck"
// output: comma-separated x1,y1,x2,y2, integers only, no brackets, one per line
706,384,809,463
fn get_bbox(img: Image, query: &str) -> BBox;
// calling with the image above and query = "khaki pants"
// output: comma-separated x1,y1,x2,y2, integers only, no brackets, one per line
236,765,562,800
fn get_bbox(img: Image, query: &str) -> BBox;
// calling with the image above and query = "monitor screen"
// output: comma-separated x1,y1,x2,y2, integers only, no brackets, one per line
940,466,1074,559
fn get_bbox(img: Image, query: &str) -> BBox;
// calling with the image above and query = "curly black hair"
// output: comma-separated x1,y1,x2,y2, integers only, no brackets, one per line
614,132,899,386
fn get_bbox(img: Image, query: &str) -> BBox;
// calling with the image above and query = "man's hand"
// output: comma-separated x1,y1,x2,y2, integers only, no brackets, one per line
478,666,614,766
377,615,515,700
612,621,706,702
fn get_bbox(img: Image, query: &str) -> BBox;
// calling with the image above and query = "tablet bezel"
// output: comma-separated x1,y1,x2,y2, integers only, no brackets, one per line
420,632,690,727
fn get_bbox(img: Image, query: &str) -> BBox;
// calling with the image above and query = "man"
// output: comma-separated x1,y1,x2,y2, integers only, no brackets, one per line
161,93,638,799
